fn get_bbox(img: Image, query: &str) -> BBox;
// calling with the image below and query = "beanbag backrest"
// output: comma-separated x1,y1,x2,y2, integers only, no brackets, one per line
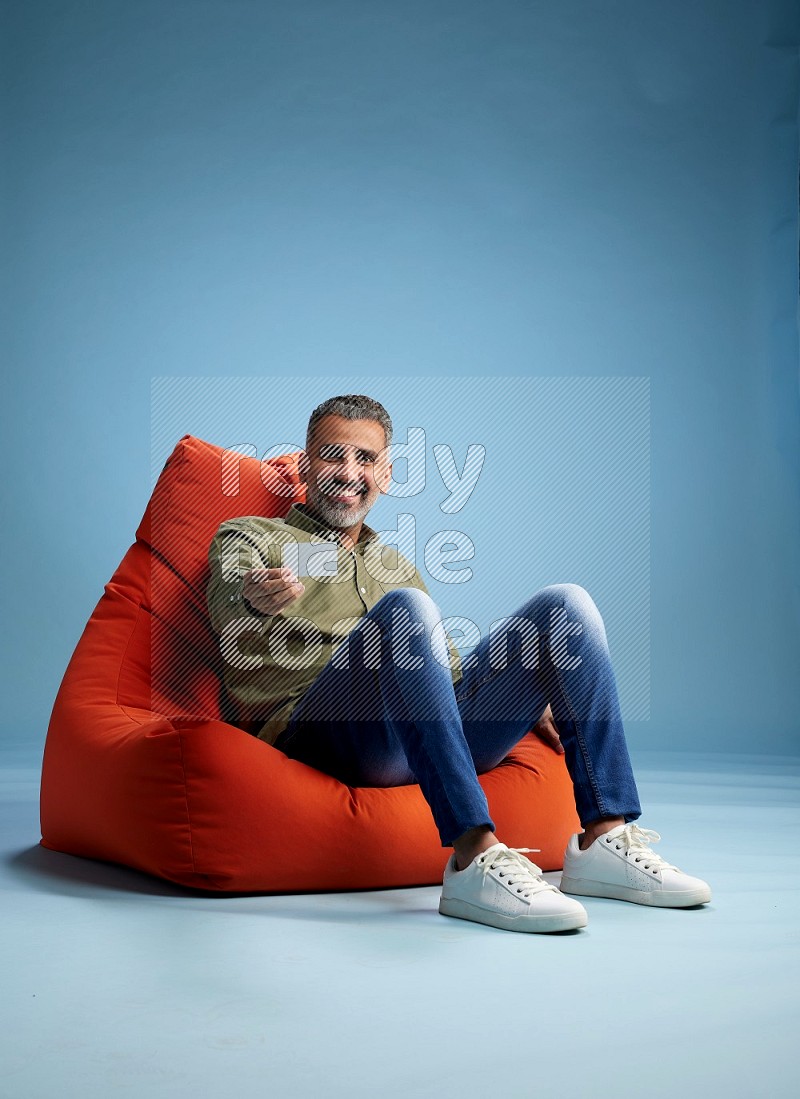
138,437,305,722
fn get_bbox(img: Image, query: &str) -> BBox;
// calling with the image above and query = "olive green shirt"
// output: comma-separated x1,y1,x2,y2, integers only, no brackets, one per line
206,503,463,745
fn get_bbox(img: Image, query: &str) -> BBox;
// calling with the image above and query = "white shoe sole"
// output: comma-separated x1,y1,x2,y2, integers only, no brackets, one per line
439,895,588,933
560,876,711,908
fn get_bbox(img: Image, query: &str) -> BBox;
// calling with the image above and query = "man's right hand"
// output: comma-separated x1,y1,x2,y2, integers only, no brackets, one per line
242,568,305,617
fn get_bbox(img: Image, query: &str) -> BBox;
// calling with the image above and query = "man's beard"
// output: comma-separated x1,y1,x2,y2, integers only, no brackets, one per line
306,484,373,530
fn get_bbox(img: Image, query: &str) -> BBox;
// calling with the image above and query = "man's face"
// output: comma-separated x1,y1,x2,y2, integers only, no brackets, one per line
300,415,392,531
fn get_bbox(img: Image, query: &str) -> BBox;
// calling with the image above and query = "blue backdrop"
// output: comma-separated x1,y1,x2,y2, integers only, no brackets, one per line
3,0,798,755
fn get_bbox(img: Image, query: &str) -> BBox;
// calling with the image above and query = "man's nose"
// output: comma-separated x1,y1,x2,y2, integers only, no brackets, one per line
340,454,363,483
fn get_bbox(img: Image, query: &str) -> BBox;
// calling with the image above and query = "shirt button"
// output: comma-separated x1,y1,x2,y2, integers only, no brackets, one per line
360,586,366,593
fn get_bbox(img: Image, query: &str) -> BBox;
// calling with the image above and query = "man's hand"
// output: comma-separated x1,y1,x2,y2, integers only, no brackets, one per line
242,567,305,617
531,704,564,755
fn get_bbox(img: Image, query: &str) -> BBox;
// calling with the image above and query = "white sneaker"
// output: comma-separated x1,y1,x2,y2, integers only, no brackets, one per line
560,823,712,908
439,842,588,933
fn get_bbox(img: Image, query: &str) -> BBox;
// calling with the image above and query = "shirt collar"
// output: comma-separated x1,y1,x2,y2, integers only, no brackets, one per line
285,502,380,549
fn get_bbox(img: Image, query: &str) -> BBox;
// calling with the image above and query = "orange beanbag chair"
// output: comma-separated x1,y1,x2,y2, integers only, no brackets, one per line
39,434,579,892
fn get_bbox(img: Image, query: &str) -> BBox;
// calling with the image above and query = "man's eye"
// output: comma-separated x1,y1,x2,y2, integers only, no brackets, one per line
318,446,374,464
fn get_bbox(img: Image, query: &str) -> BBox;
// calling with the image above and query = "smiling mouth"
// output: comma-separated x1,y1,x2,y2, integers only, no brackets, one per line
326,486,364,500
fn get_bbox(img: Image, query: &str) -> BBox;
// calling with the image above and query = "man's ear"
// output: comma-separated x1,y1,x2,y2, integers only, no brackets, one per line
298,450,310,483
377,460,393,495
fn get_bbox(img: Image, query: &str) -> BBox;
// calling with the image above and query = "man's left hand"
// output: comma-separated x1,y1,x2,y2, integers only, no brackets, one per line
532,704,564,754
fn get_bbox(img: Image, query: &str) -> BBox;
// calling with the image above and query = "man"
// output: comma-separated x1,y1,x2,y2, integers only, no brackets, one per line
207,393,711,934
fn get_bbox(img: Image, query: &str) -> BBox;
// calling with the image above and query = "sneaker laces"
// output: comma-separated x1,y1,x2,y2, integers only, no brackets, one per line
476,846,556,899
608,823,680,873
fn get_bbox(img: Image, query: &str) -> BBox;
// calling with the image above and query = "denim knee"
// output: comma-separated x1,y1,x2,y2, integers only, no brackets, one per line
370,586,441,623
525,583,606,635
366,587,453,673
534,582,593,612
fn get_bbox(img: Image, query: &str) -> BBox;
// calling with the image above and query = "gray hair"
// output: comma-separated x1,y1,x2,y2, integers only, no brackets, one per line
306,394,393,453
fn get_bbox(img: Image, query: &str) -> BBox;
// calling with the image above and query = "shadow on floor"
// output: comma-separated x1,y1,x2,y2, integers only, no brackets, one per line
8,844,198,898
7,843,452,916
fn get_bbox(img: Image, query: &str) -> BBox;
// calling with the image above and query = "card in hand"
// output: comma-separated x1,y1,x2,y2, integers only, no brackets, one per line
282,540,339,579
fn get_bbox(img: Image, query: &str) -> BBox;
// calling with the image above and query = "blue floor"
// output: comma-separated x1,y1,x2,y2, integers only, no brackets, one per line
2,743,798,1098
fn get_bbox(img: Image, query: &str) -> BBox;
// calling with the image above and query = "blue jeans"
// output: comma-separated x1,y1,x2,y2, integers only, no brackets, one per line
273,585,642,847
